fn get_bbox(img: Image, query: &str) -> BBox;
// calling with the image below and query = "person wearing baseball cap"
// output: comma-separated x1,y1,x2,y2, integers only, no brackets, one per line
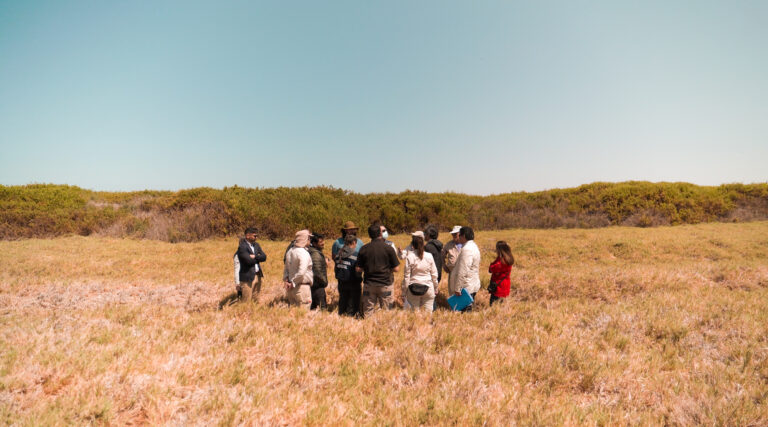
441,225,463,287
331,220,364,259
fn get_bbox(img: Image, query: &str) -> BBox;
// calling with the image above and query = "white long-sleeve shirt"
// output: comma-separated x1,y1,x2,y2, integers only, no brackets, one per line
448,240,481,295
401,251,438,295
283,247,313,286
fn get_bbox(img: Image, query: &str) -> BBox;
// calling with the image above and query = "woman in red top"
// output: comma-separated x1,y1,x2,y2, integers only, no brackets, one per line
488,241,514,306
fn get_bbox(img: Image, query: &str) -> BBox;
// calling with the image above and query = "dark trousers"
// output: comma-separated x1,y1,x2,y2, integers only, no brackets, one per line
311,287,327,310
489,295,504,306
338,281,362,317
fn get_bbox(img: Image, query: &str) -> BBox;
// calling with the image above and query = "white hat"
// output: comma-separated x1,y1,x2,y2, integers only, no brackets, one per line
450,225,462,234
411,231,425,239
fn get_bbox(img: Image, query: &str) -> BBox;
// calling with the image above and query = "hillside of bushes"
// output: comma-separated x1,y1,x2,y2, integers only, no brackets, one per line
1,182,766,242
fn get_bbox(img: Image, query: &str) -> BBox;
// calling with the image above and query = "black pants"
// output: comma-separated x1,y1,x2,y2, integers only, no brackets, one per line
489,295,504,306
338,281,362,317
311,287,327,310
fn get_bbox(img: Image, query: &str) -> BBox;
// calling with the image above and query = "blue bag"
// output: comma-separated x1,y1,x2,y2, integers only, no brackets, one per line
448,288,474,311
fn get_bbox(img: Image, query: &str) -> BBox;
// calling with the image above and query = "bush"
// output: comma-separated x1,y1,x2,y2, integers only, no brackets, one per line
1,181,766,241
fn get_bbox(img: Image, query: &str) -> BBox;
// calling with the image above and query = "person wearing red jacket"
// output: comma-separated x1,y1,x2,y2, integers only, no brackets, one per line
488,241,515,306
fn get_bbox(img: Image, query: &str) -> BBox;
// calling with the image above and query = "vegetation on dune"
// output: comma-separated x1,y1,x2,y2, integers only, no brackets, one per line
1,181,767,241
1,223,767,424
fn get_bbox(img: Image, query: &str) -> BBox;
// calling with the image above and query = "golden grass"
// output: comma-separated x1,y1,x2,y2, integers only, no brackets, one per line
1,222,768,425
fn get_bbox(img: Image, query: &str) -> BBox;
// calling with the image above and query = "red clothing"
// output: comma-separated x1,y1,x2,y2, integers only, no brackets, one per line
489,256,512,297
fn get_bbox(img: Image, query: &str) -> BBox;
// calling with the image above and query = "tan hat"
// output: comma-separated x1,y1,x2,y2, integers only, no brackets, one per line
342,221,358,230
294,229,311,248
450,225,462,234
411,231,425,239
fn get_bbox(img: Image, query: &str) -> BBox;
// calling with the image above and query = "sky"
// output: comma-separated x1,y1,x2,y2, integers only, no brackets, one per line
1,0,766,195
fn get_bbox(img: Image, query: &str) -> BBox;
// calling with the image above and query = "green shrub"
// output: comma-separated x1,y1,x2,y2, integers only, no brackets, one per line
1,181,766,241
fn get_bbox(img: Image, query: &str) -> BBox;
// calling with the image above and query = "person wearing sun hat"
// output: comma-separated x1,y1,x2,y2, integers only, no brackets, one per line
401,231,439,313
283,229,314,310
331,220,364,258
441,225,463,285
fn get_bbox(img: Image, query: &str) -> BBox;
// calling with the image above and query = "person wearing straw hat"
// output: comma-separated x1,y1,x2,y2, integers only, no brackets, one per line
402,231,439,313
331,221,364,259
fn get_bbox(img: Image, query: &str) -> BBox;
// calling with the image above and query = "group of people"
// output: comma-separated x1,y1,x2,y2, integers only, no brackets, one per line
228,221,516,317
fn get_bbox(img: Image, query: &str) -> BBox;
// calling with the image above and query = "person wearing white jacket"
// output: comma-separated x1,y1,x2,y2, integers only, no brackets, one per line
401,231,439,313
448,226,481,311
283,230,314,310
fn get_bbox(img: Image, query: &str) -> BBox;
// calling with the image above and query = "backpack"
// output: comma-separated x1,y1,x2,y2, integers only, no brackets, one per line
334,247,357,282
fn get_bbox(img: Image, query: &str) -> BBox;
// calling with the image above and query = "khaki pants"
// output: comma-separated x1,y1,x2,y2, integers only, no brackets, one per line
362,284,394,318
406,286,435,313
287,284,312,310
240,276,262,303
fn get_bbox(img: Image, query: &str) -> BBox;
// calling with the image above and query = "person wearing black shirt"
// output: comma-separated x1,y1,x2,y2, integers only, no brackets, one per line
356,222,400,318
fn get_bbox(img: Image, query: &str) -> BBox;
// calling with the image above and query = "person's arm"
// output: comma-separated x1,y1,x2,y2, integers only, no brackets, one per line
238,242,257,267
331,240,341,258
489,258,501,274
283,251,291,282
387,246,400,272
443,246,456,274
252,242,267,263
355,248,365,273
401,256,411,299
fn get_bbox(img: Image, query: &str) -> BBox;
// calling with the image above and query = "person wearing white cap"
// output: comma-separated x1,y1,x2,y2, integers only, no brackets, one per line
441,225,463,285
448,226,482,311
402,231,439,313
283,230,314,310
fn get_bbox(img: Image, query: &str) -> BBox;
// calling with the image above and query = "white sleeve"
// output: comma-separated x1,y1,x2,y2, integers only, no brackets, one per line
234,254,240,284
283,251,290,282
402,255,411,295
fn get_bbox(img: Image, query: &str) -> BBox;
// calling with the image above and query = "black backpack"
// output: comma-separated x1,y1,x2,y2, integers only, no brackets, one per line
334,248,357,282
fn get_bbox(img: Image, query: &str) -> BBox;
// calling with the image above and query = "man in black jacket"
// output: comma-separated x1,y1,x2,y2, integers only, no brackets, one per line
308,233,329,310
237,227,267,303
424,224,443,310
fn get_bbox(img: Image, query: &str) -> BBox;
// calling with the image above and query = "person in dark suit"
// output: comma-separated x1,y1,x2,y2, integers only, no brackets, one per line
237,226,267,303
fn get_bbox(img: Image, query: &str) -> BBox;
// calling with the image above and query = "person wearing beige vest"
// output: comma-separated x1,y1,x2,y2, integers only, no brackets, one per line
283,230,313,310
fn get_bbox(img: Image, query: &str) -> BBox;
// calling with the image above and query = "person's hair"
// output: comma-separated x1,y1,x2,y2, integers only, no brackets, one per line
411,235,425,259
459,226,474,241
496,241,514,265
368,222,382,239
310,233,324,246
245,227,257,235
344,234,357,246
424,224,439,240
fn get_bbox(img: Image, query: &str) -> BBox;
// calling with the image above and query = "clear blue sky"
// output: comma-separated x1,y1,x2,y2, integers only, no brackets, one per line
1,1,766,195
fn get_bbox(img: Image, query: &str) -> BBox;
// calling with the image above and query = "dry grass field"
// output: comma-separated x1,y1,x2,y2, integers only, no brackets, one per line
1,222,768,425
